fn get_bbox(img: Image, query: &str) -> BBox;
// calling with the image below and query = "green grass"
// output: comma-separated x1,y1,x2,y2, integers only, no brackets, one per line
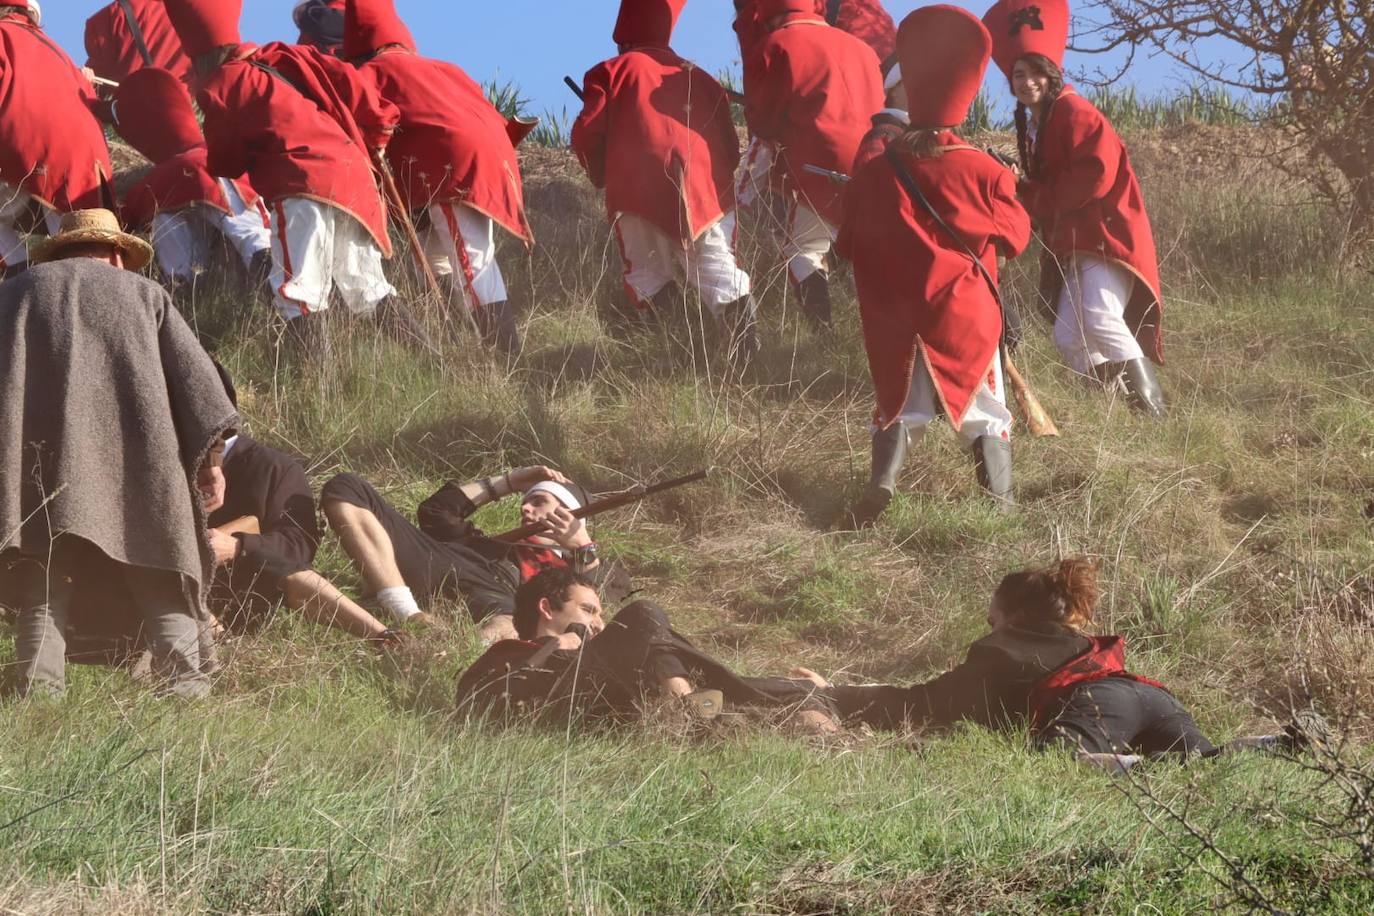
3,131,1374,912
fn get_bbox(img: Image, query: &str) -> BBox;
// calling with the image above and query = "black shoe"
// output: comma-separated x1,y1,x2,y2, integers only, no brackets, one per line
1121,358,1167,417
718,295,759,365
474,299,522,357
844,422,910,529
972,435,1014,509
796,271,832,331
374,297,438,355
283,314,329,364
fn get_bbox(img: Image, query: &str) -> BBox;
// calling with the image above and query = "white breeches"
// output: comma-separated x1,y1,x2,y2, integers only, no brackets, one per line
783,202,835,283
268,197,395,321
735,137,776,210
420,202,507,309
151,180,270,281
612,212,752,316
886,355,1013,446
0,182,60,269
1053,254,1146,375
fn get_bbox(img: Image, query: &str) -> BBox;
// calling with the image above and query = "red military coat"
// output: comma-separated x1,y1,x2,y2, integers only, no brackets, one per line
0,14,111,212
572,46,739,243
1022,88,1164,364
122,147,262,230
735,1,896,64
360,48,531,244
196,43,398,255
85,0,193,85
744,15,884,225
836,135,1031,429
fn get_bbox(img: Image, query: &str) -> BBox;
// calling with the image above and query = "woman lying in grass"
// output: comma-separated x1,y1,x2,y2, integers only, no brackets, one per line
800,558,1292,767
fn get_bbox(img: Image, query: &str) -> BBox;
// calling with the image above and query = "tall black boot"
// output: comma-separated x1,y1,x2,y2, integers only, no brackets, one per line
283,313,329,364
972,436,1014,509
245,248,273,306
474,300,522,357
717,295,759,366
844,422,912,529
374,296,438,355
796,271,833,331
1120,358,1167,417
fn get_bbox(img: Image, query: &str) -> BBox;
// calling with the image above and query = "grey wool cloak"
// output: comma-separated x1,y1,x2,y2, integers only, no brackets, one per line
0,258,238,625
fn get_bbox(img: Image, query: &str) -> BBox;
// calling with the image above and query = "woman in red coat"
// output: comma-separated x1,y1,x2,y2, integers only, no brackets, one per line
836,5,1030,526
344,0,532,355
985,0,1167,416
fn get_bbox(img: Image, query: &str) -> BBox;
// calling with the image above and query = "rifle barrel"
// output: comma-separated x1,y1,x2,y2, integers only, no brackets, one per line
563,75,585,102
493,469,709,542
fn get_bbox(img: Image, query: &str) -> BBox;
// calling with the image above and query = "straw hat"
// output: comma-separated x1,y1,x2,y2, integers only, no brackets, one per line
29,209,153,271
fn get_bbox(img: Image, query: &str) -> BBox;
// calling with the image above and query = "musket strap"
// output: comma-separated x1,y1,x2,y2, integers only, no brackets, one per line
116,0,155,67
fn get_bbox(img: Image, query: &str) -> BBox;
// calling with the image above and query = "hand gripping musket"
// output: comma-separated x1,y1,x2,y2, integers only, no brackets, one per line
493,470,709,542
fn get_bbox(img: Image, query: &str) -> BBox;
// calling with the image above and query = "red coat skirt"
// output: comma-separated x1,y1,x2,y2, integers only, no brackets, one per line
196,43,398,255
744,17,884,225
122,147,261,230
361,49,530,243
0,16,111,212
572,47,739,244
837,135,1031,429
84,0,193,85
1022,89,1164,364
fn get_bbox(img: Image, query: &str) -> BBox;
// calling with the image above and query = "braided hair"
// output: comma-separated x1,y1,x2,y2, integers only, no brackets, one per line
1010,54,1064,181
993,557,1101,631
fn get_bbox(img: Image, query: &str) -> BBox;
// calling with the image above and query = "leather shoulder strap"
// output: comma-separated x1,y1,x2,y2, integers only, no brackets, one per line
115,0,155,67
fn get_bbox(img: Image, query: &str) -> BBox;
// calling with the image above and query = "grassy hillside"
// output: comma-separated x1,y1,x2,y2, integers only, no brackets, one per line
2,127,1372,913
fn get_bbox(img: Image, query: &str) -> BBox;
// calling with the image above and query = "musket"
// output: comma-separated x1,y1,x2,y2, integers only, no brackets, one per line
563,75,585,102
493,469,709,542
372,150,446,310
803,163,851,184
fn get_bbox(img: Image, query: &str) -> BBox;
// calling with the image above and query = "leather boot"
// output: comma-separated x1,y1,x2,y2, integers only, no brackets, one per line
374,296,438,355
796,271,832,331
1120,358,1167,417
718,295,759,365
283,314,329,364
245,248,273,305
844,422,911,529
972,435,1014,509
474,299,522,356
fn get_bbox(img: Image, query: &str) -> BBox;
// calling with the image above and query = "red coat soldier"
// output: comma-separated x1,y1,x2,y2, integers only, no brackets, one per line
110,68,271,295
165,0,431,357
84,0,193,85
0,1,113,276
344,0,532,354
985,0,1166,415
743,0,884,330
572,0,757,362
836,4,1031,524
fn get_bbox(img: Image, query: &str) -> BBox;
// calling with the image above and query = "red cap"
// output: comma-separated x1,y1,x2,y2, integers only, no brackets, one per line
755,0,818,18
164,0,242,57
344,0,416,60
983,0,1069,80
899,5,992,129
114,67,205,162
613,0,686,47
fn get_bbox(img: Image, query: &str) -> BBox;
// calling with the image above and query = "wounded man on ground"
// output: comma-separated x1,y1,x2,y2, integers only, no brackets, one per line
455,568,840,734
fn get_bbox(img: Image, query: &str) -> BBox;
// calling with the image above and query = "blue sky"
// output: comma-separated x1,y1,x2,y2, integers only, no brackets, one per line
46,0,1232,118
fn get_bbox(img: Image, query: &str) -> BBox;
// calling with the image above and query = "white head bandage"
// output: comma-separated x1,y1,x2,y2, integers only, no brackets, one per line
884,62,903,92
25,0,40,26
522,481,582,511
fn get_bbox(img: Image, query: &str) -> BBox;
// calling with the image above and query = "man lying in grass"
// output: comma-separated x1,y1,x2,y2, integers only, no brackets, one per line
320,466,631,643
800,558,1295,770
455,567,839,733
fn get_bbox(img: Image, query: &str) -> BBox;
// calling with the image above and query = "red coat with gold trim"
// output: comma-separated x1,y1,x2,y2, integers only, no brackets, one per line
84,0,193,85
122,147,263,230
195,42,398,255
743,15,884,225
1021,88,1164,364
571,47,739,243
0,14,111,212
836,135,1030,428
360,49,531,243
